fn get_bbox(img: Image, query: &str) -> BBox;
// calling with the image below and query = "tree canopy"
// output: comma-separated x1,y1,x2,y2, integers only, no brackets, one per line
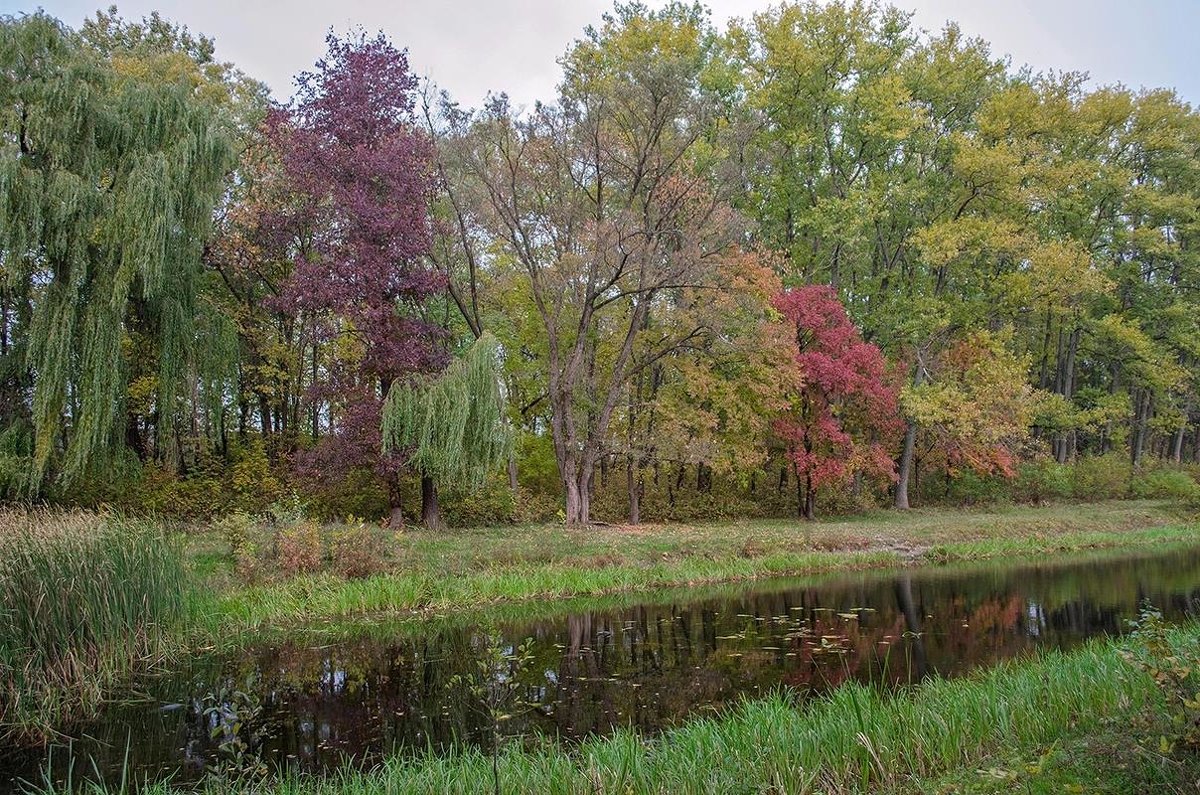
2,2,1199,525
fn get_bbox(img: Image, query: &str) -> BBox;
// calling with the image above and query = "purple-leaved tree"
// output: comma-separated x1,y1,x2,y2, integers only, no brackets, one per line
267,32,445,526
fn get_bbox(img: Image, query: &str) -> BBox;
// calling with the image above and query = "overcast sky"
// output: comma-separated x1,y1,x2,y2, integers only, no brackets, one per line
5,1,1198,109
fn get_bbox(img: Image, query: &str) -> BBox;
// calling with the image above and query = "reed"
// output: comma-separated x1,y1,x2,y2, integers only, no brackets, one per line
0,508,189,743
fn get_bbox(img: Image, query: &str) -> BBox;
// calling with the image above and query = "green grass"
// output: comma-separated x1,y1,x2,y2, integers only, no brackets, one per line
35,622,1200,794
0,510,190,743
199,500,1197,631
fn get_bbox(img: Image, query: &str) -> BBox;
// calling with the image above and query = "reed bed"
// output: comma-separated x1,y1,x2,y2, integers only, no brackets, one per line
0,508,189,743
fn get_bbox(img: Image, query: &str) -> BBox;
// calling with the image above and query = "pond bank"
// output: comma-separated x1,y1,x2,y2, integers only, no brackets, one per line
2,500,1195,758
203,500,1195,631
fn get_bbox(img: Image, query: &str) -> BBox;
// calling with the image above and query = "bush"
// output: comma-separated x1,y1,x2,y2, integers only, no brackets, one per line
299,465,393,523
226,438,281,514
275,520,323,576
1130,468,1200,501
330,519,389,579
938,469,1011,506
133,462,224,519
1121,604,1200,749
1012,460,1073,504
441,474,519,526
213,511,260,582
1071,454,1132,500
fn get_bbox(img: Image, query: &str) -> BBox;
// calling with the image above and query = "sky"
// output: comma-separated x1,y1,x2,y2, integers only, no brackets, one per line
5,0,1199,109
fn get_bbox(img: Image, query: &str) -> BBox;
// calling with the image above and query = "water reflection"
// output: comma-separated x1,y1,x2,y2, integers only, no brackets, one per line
7,547,1200,790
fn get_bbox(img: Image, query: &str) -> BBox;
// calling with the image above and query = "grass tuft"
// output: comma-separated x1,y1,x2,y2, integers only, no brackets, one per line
0,509,190,743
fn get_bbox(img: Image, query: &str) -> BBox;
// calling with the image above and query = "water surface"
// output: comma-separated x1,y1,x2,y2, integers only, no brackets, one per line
6,545,1200,790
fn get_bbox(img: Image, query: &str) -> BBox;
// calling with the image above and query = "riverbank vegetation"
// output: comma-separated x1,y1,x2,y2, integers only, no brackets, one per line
206,499,1195,629
2,499,1195,745
27,613,1200,794
2,2,1200,531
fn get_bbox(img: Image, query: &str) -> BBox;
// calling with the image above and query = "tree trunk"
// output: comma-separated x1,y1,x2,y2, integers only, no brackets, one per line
388,479,405,530
1172,424,1186,464
1131,390,1151,469
895,419,918,510
421,474,445,530
580,466,593,525
259,395,272,437
803,472,815,521
795,463,803,519
626,454,640,525
895,353,926,510
565,476,585,526
507,455,519,493
1055,327,1080,464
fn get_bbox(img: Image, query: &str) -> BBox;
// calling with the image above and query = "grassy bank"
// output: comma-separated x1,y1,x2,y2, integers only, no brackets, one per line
0,510,188,743
201,500,1196,630
36,620,1200,794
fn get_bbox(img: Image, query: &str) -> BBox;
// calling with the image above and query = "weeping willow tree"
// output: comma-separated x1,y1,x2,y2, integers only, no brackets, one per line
0,13,236,494
382,333,511,529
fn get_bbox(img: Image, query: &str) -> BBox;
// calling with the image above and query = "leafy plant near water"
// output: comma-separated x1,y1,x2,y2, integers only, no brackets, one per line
0,509,190,743
447,630,536,795
202,674,269,784
1122,603,1200,751
219,512,393,584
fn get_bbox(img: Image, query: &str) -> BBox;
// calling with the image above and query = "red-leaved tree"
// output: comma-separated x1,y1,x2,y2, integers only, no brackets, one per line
774,285,901,519
267,32,445,525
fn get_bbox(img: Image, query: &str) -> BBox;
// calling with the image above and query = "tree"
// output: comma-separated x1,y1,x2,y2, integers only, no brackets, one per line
0,12,236,493
774,285,900,519
729,3,1012,508
901,330,1039,489
382,333,511,529
614,249,796,523
206,125,310,447
266,32,444,525
454,3,746,525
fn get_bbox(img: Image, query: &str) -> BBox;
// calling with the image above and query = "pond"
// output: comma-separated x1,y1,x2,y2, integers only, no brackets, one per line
6,545,1200,791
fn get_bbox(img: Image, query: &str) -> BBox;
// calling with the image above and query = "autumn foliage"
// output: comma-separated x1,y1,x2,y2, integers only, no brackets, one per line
264,33,445,517
774,286,902,518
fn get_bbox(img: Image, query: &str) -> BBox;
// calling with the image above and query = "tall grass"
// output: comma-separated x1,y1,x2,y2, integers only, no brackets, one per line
0,509,189,742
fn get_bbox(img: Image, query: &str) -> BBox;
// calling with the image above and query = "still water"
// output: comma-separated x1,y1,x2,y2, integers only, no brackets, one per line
6,546,1200,790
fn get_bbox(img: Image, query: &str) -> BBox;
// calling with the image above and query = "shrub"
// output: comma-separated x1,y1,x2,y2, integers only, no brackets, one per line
330,518,389,579
226,438,281,514
299,465,393,523
130,463,224,519
940,469,1011,506
1130,468,1200,501
513,486,562,525
214,511,260,582
441,474,519,527
1121,604,1200,749
1012,460,1073,504
276,520,323,576
1071,454,1132,500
